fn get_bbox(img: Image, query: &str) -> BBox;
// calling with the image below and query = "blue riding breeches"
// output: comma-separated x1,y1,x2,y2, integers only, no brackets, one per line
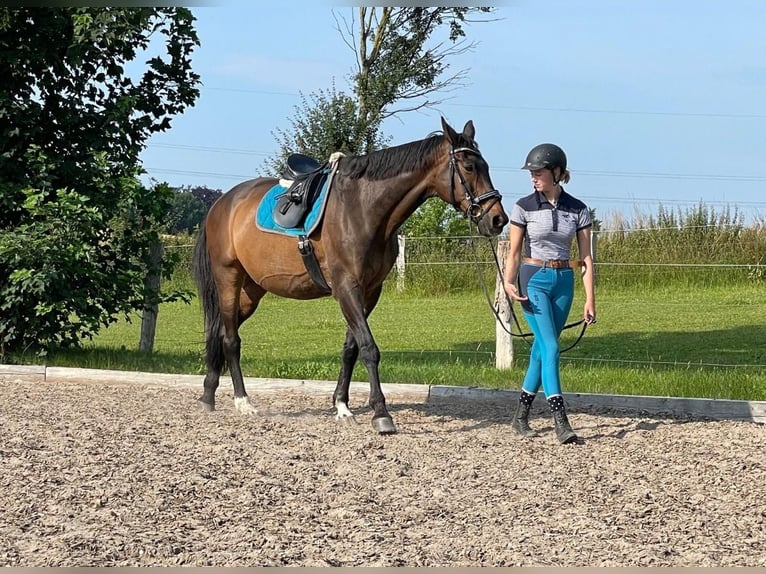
518,264,575,398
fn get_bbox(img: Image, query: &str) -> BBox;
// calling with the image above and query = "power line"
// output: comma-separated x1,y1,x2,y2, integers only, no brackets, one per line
150,143,272,156
147,142,766,185
203,86,297,97
144,167,255,180
497,167,766,183
142,164,766,208
447,102,766,120
199,86,766,120
573,170,766,182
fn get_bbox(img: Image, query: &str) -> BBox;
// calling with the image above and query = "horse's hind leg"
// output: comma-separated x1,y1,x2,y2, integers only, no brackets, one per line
204,264,260,415
225,278,265,415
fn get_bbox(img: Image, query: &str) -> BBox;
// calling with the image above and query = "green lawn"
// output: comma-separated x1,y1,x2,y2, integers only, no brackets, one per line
26,282,766,401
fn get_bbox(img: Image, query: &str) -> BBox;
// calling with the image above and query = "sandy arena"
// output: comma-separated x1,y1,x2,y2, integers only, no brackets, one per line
0,378,764,566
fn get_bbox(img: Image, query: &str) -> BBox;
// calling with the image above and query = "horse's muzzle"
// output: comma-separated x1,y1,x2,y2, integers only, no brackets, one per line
472,199,508,236
479,212,508,236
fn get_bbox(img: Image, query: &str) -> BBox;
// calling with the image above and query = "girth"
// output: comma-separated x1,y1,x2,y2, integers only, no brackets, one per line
298,235,331,294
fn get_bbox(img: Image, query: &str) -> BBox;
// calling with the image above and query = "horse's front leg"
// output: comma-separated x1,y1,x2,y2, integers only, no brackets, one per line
333,329,359,423
335,286,395,434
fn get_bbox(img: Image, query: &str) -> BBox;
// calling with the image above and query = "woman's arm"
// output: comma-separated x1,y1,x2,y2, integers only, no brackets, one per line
503,224,527,301
577,227,596,323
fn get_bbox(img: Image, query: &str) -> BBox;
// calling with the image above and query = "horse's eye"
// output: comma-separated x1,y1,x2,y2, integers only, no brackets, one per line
463,162,475,173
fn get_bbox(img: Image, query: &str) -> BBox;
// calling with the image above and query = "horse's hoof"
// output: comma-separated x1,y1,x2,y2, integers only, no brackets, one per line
336,414,359,425
234,396,258,415
372,416,397,435
198,399,215,413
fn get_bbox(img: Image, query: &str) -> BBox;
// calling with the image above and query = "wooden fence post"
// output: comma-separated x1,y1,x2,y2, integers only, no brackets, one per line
494,239,514,369
591,229,599,284
139,240,165,352
396,234,406,293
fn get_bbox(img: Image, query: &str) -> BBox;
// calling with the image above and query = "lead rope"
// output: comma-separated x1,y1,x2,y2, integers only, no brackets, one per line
465,223,588,353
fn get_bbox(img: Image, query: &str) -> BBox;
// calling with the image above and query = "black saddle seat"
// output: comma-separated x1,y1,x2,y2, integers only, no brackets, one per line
285,153,321,180
273,155,330,229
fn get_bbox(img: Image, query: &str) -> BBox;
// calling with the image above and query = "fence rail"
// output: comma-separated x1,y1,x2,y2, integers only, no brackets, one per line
155,233,765,372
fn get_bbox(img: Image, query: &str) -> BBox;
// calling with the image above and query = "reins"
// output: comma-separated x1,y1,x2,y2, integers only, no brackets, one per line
465,224,588,354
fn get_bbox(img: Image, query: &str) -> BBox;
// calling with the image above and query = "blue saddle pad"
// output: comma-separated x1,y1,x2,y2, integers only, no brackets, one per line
255,176,331,237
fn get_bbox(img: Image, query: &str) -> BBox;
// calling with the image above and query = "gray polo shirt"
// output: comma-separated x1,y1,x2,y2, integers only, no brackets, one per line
510,189,592,260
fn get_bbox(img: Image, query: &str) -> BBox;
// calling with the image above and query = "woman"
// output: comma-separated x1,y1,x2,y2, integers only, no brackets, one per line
503,143,596,445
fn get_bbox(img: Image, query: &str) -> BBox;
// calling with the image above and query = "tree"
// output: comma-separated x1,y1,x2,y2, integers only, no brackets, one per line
342,7,494,151
0,8,200,354
267,7,494,172
265,82,387,177
400,198,470,237
165,190,207,235
188,184,222,213
165,185,221,234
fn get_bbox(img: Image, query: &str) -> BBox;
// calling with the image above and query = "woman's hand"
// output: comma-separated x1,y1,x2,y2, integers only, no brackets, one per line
584,302,596,324
504,278,528,302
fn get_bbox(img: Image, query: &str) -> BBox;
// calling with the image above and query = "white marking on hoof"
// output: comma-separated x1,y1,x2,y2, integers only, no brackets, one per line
335,400,357,423
234,396,258,415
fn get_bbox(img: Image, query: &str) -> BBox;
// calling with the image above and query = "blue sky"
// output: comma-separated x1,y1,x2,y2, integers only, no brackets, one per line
140,0,766,225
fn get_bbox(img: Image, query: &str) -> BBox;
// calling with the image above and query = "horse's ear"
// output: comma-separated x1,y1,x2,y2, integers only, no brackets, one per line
441,116,459,144
462,120,475,140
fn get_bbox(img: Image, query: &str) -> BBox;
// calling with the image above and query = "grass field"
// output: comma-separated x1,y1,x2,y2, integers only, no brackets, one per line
25,281,766,402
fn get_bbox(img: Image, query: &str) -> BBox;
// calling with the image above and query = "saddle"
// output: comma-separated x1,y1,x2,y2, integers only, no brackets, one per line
273,153,329,229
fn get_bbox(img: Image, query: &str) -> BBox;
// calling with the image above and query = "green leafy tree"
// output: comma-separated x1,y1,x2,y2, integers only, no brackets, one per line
188,184,222,213
347,7,494,150
265,82,387,176
400,198,470,237
164,185,220,234
165,190,206,235
267,7,494,174
0,8,200,355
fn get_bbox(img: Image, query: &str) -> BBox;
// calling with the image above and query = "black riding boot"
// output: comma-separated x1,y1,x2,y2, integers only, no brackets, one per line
548,395,578,445
511,390,538,438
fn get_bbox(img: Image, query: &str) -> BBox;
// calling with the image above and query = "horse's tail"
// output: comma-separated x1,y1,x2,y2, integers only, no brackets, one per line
192,224,226,373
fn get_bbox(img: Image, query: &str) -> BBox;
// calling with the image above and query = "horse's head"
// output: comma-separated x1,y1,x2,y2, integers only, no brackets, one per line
437,117,509,237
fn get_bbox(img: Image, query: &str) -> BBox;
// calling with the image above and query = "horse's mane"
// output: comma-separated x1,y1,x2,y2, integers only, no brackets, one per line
340,131,477,181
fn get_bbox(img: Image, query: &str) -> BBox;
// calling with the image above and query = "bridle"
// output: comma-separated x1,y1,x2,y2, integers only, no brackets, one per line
449,146,502,223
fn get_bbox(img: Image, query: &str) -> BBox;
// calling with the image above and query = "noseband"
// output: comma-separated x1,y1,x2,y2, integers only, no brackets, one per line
449,146,502,222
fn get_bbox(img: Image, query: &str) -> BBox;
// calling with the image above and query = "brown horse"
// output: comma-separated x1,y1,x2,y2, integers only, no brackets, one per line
192,117,509,434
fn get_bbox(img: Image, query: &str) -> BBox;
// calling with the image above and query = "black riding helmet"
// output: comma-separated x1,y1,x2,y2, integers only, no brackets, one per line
521,143,567,172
